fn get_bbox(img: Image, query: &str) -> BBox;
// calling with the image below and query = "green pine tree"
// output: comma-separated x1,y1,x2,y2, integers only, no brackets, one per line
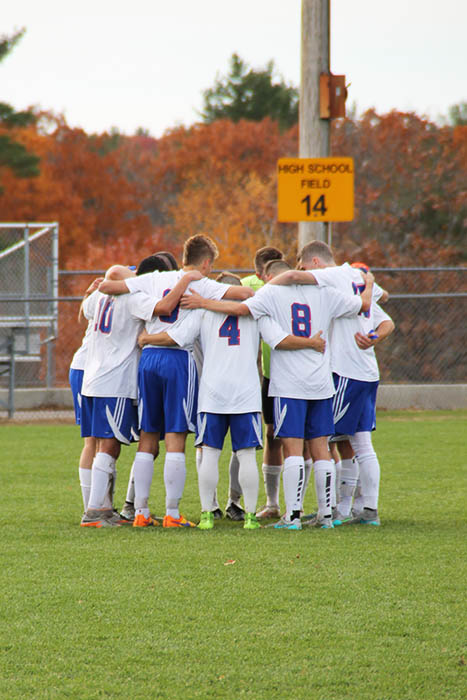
200,53,298,131
0,29,40,186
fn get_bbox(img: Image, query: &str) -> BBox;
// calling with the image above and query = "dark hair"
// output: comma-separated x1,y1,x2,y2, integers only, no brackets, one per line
136,254,171,276
216,271,242,286
254,246,283,274
183,235,219,266
154,250,178,270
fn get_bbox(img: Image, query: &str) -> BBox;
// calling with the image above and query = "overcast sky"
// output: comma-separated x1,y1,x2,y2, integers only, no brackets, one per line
2,0,465,136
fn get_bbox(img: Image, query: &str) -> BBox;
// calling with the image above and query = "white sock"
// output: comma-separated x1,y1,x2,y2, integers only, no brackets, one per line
102,460,117,509
88,453,114,510
329,459,337,509
302,459,313,508
353,477,364,513
350,432,380,511
133,452,155,511
334,459,342,507
262,464,282,507
339,457,358,516
78,467,92,510
313,459,333,520
282,456,305,519
164,452,186,518
237,448,259,513
125,465,135,504
199,446,221,512
228,452,242,505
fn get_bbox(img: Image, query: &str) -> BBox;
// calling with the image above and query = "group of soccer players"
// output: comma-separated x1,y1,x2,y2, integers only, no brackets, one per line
69,234,394,530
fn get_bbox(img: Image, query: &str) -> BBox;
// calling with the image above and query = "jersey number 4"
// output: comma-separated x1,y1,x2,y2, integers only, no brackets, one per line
219,315,240,345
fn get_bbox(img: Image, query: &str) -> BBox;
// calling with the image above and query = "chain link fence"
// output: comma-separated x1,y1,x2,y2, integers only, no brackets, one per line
1,258,466,420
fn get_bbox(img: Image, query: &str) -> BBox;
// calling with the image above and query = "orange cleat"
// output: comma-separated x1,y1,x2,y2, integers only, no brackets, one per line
162,514,196,528
133,513,160,528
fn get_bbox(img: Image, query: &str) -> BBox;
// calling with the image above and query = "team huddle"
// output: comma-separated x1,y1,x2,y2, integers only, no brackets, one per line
69,235,395,530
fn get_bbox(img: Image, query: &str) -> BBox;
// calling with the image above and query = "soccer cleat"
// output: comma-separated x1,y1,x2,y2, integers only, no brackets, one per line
197,511,214,530
303,514,334,529
119,502,135,523
244,513,261,530
80,509,120,528
353,507,380,526
162,514,196,528
225,502,245,521
255,504,281,520
273,516,302,530
332,509,352,526
212,508,223,520
302,511,318,522
133,513,160,528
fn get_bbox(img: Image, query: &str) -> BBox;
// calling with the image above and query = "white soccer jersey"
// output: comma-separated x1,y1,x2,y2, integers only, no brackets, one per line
167,308,288,413
126,270,230,348
309,263,392,381
245,283,361,400
81,291,154,399
70,291,100,371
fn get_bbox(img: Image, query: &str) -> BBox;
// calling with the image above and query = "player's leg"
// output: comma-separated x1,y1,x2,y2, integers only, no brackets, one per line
257,377,283,520
348,431,380,525
225,452,245,521
195,412,229,529
230,412,263,529
78,437,96,512
303,398,335,529
196,447,222,518
69,367,95,512
158,348,198,528
81,396,135,528
162,431,195,527
132,431,160,527
271,397,307,529
334,438,358,524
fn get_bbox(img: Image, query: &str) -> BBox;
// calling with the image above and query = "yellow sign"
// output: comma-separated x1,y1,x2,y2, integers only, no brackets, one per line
277,157,354,222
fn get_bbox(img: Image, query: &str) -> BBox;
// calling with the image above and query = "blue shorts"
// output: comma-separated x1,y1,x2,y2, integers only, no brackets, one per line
195,412,263,451
332,373,378,436
80,395,139,445
138,347,198,435
273,396,334,440
69,368,84,425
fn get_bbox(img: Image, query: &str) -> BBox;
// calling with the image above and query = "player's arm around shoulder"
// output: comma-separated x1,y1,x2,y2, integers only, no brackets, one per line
153,270,203,316
180,289,251,316
276,331,326,353
359,271,375,313
138,329,177,349
268,270,318,286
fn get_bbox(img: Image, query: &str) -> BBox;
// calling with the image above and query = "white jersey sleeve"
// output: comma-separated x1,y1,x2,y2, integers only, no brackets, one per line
243,285,272,319
311,263,384,301
125,271,159,295
81,289,99,321
167,309,204,348
372,302,392,328
257,315,289,349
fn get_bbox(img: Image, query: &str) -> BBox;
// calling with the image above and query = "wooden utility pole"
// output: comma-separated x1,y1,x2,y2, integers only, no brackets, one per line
299,0,330,248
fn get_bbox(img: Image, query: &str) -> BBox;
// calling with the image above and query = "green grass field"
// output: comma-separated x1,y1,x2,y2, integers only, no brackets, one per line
1,411,466,699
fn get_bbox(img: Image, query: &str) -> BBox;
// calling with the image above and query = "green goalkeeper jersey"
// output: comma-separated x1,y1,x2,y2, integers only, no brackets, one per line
241,274,271,379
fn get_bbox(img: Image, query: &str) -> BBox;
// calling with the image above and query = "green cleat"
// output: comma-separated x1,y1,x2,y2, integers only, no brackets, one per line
197,511,214,530
244,513,261,530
